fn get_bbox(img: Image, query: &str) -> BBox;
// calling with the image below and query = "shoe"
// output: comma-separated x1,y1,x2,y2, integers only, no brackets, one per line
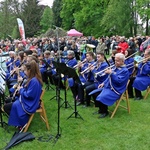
99,112,109,118
92,110,101,115
82,104,90,108
76,102,84,106
134,96,143,100
129,95,134,98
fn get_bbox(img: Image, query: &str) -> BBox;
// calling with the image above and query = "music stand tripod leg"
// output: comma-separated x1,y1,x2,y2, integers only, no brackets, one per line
67,97,84,120
0,94,7,127
60,81,73,109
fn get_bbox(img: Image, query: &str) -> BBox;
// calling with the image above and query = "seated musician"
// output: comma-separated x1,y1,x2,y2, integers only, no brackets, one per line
129,48,150,100
83,52,109,107
95,53,129,118
39,50,53,85
52,50,77,90
3,60,43,128
76,52,96,105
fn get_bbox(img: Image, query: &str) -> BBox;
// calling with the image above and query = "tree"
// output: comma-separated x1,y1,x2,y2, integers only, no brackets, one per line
21,0,44,37
40,6,53,33
74,0,109,37
136,0,150,35
52,0,62,27
0,0,17,38
100,0,136,37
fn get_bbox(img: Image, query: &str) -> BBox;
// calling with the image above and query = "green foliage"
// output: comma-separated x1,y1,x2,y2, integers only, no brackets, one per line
21,0,44,37
52,0,63,27
0,87,150,150
40,7,53,33
100,0,134,37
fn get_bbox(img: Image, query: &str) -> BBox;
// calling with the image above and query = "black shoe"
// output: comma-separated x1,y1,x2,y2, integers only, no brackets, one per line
82,104,90,108
76,102,84,106
129,95,134,98
99,112,109,118
134,96,143,100
92,110,101,115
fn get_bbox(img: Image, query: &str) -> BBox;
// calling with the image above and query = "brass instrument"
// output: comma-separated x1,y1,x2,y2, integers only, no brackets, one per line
94,64,115,77
80,61,97,75
73,59,87,69
135,56,150,65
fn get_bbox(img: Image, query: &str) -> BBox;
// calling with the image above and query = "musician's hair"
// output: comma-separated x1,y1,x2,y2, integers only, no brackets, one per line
86,51,94,58
24,50,33,56
96,52,104,57
115,53,125,61
18,51,24,61
126,48,134,57
44,50,50,55
67,50,75,57
28,55,39,63
24,60,43,86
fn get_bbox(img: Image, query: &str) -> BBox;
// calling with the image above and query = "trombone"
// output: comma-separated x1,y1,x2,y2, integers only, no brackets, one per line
95,51,139,77
73,59,87,69
80,61,97,75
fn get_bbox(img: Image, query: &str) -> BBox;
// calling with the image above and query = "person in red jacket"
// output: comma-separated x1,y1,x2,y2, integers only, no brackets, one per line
116,37,129,54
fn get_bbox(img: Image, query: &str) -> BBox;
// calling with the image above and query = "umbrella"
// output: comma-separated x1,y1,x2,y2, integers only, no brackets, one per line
67,29,83,36
88,88,102,95
4,131,35,150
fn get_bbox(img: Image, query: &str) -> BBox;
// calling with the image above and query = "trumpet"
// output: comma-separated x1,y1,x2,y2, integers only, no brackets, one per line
135,56,150,65
73,59,87,69
94,64,115,77
80,61,97,75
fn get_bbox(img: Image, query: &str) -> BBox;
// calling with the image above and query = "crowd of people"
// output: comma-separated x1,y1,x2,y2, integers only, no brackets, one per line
0,35,150,130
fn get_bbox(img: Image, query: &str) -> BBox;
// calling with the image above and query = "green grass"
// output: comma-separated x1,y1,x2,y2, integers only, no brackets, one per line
0,86,150,150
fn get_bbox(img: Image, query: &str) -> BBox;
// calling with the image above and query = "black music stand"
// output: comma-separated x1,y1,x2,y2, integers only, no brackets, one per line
0,93,7,128
41,59,54,91
65,66,83,120
51,61,62,142
58,63,72,109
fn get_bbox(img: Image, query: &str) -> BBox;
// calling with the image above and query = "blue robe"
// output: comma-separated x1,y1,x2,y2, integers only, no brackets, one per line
91,61,109,88
8,77,42,127
66,58,77,87
125,57,134,77
79,60,95,83
96,66,129,106
133,61,150,91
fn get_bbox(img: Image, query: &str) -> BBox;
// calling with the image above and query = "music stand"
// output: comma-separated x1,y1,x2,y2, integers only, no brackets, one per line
41,59,54,91
58,63,72,109
51,61,62,142
65,66,83,120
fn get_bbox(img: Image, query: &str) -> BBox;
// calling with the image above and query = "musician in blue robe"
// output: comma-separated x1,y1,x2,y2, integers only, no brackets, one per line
76,52,95,105
83,52,109,106
3,60,43,128
96,53,129,118
124,49,135,77
132,48,150,100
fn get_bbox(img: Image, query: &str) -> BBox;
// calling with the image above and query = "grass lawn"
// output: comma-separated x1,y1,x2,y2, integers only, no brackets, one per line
0,85,150,150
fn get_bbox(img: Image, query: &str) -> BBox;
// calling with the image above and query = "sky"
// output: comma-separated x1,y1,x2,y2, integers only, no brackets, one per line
0,0,54,8
38,0,54,7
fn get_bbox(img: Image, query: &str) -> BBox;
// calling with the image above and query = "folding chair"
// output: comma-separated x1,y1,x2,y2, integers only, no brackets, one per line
23,90,50,132
110,80,130,119
144,86,150,100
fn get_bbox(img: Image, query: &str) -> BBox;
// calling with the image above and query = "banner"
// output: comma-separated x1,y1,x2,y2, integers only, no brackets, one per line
17,18,25,40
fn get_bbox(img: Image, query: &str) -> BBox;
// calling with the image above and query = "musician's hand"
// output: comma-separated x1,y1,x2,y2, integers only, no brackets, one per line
98,83,104,88
17,85,23,91
18,76,23,82
105,68,112,74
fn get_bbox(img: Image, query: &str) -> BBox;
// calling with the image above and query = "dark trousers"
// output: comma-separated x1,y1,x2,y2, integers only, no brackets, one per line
3,102,13,115
128,77,142,98
128,77,135,97
97,101,108,114
85,82,96,105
